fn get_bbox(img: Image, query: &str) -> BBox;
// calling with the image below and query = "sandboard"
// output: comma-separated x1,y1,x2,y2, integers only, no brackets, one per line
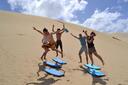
45,61,61,68
83,65,105,77
44,67,64,77
52,57,67,64
84,64,101,70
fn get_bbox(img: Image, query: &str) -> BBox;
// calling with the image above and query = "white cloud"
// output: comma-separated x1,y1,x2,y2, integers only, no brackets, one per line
7,0,88,21
83,8,128,32
117,0,128,3
7,0,128,32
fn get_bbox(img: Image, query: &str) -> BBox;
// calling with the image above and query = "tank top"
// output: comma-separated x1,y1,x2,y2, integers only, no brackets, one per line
87,36,94,48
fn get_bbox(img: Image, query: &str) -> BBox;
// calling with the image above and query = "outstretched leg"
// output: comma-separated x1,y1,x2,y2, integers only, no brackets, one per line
60,41,63,58
52,48,63,57
89,53,94,65
51,44,63,57
79,53,82,63
85,51,89,64
93,52,104,65
79,47,84,63
41,48,49,61
56,41,59,57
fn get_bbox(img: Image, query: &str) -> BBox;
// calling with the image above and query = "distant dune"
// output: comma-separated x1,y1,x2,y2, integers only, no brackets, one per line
0,10,128,85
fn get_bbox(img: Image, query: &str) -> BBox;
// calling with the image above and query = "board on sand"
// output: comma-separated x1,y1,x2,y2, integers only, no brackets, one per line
44,67,64,77
52,57,67,64
45,61,61,68
83,66,105,77
84,64,101,70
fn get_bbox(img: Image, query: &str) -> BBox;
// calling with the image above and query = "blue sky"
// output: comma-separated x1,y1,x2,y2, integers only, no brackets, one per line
0,0,128,32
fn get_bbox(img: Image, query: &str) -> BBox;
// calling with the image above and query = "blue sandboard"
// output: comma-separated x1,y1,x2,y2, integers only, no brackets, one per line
44,67,64,77
83,66,105,77
45,61,61,68
84,64,101,70
52,57,67,64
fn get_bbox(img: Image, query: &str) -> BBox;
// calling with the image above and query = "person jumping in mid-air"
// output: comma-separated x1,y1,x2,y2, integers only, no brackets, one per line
71,32,88,63
83,30,104,65
33,26,63,61
52,24,65,57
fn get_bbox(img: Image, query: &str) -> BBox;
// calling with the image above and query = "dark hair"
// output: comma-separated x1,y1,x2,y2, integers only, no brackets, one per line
43,28,48,32
90,32,96,36
57,28,60,31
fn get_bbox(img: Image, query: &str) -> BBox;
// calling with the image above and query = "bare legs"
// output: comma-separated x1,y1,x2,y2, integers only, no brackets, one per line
79,53,82,63
56,49,63,58
56,41,63,58
41,43,63,61
52,48,63,58
41,48,49,61
79,46,88,63
89,53,94,65
85,53,89,64
88,51,104,65
93,52,104,65
78,52,88,63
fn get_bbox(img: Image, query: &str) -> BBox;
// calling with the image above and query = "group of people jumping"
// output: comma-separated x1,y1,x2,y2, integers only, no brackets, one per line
33,23,104,66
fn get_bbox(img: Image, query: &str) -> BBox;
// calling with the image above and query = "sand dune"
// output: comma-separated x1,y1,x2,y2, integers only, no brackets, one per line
0,11,128,85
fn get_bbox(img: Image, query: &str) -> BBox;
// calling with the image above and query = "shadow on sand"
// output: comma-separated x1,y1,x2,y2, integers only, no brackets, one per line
92,75,109,85
26,74,61,85
73,65,109,85
72,65,88,74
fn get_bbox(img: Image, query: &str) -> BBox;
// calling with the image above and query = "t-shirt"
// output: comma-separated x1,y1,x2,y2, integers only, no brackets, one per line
42,34,55,44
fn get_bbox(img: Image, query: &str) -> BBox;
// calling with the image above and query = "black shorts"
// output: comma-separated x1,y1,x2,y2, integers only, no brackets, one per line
56,40,63,50
88,46,96,54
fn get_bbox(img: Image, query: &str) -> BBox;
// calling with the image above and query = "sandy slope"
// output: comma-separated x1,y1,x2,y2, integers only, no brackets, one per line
0,11,128,85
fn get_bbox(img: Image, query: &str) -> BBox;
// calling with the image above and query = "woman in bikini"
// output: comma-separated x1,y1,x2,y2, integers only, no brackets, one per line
33,26,63,61
83,30,104,65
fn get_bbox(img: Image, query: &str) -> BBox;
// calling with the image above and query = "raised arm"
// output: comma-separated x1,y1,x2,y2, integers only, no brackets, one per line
70,33,79,39
83,30,94,43
60,23,65,33
51,24,57,34
83,30,89,37
33,27,44,35
52,24,55,32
